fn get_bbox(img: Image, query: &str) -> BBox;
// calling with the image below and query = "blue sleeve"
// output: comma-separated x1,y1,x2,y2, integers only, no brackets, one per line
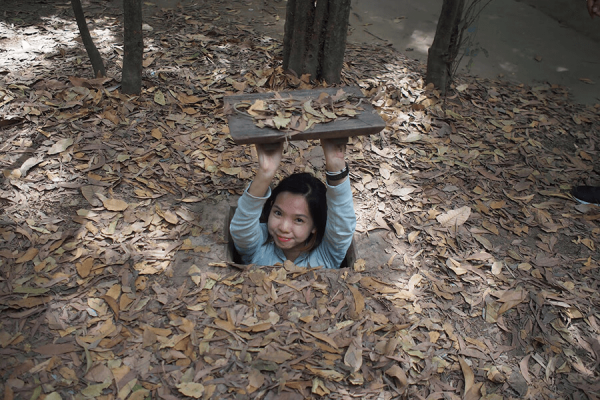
319,178,356,268
229,184,270,263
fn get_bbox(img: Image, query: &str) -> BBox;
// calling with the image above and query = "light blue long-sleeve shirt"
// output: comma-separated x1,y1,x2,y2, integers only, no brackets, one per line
230,178,356,269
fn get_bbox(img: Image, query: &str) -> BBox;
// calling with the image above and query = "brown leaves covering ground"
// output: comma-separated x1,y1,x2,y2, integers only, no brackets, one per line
1,0,600,399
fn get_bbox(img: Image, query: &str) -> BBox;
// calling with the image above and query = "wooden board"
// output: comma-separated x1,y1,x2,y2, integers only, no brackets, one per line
224,86,386,145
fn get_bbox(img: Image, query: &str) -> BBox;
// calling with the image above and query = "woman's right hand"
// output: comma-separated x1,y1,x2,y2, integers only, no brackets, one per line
256,142,284,177
588,0,600,18
248,142,284,198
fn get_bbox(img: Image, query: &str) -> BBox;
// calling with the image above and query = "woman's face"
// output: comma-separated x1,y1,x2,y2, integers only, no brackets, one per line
267,191,316,260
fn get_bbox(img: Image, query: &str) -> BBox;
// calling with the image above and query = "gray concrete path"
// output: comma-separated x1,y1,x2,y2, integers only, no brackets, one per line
349,0,600,105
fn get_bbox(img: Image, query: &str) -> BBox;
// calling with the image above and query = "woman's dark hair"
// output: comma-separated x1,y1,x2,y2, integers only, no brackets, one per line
260,173,327,252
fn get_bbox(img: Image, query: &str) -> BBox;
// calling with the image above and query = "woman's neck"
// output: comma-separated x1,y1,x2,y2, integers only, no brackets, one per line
283,249,302,263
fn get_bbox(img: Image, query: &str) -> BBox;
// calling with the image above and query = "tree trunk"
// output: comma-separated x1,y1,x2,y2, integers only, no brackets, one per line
426,0,465,94
122,0,143,95
283,0,351,84
71,0,106,78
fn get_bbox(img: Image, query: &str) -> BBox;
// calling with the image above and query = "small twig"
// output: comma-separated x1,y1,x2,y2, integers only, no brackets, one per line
363,29,388,42
506,266,517,279
529,300,548,334
208,323,247,343
133,166,148,179
233,102,254,119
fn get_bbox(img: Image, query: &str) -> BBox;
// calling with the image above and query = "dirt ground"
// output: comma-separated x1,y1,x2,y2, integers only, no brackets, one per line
1,0,599,399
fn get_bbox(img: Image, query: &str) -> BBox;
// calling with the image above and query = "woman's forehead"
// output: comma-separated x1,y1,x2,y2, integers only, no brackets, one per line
273,192,311,215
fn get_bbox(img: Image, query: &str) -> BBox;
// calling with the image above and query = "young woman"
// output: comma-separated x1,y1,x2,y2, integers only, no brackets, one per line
229,139,356,269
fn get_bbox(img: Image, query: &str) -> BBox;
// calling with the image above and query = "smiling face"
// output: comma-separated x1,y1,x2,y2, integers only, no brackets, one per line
267,191,317,262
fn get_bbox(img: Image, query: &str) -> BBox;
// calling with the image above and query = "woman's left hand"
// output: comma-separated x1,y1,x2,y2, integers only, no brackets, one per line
320,138,347,172
589,0,600,17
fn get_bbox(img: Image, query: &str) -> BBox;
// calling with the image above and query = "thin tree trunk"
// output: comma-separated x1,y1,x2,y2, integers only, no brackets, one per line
426,0,465,94
283,0,351,84
283,0,310,76
71,0,106,78
122,0,143,95
304,0,328,80
322,0,351,84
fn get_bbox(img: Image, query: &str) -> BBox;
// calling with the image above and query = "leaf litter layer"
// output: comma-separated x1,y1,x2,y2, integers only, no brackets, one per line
225,88,361,132
0,0,599,399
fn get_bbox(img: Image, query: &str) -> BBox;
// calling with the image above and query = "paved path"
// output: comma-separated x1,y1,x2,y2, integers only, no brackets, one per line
350,0,600,105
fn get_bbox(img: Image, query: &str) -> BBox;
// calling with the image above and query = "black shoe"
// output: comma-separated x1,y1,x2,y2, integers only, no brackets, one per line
571,186,600,206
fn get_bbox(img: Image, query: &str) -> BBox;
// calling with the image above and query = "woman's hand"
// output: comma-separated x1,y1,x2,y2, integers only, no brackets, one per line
588,0,600,18
256,142,284,176
248,142,283,197
321,138,348,185
321,138,347,172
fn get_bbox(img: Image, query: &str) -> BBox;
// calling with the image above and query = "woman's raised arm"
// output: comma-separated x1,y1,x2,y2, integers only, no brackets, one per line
321,138,348,186
247,142,284,197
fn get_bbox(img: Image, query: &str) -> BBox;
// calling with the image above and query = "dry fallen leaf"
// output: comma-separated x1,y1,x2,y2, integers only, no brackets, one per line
306,366,345,382
385,364,408,389
80,381,112,398
176,382,204,398
76,257,94,278
151,128,163,139
47,138,73,155
436,206,471,227
101,198,128,211
348,285,365,316
343,334,363,373
154,90,166,105
353,258,366,272
458,357,475,393
16,247,38,263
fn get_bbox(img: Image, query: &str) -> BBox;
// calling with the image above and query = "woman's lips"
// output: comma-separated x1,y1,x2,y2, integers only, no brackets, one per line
277,236,291,242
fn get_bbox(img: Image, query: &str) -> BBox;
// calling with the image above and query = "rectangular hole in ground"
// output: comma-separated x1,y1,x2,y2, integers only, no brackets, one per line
224,205,357,268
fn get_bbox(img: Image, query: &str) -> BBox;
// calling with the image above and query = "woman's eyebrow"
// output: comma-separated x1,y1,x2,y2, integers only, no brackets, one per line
272,205,309,219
